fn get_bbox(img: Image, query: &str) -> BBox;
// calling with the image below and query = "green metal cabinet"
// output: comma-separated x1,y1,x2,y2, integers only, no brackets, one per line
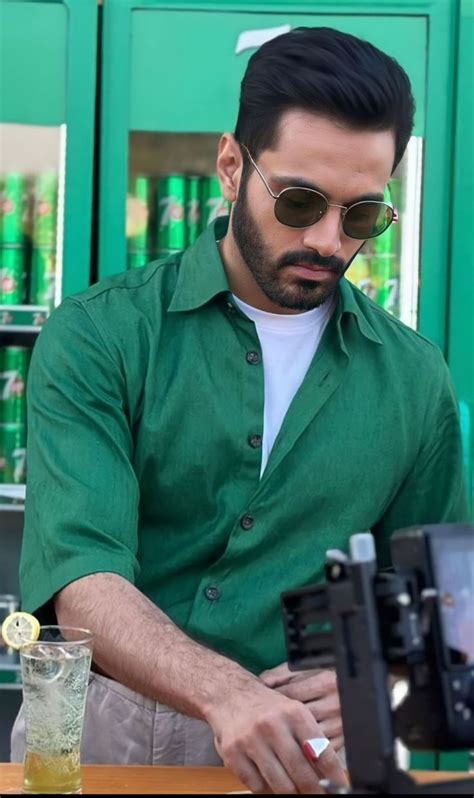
0,0,98,300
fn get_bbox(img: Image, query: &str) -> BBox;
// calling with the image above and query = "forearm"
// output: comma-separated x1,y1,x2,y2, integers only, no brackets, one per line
54,572,259,721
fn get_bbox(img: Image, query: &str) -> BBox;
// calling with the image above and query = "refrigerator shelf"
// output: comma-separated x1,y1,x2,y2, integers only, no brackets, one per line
0,305,49,333
0,485,26,513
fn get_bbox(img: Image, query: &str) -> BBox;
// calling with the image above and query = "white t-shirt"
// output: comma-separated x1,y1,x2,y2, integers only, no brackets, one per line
232,294,334,476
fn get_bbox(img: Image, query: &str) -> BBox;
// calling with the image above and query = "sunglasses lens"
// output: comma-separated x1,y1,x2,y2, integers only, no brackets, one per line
344,202,393,239
274,189,327,228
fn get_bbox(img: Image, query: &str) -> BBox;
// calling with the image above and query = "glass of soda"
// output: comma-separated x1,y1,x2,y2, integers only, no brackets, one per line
19,626,93,794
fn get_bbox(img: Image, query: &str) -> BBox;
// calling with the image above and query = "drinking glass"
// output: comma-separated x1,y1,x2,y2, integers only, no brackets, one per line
20,625,93,794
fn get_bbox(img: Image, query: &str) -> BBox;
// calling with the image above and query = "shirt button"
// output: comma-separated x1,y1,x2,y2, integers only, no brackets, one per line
246,350,260,365
248,434,262,449
240,514,254,530
204,586,220,601
226,301,235,314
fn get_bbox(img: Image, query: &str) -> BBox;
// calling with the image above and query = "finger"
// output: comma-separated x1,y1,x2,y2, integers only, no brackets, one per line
259,662,293,688
275,672,338,703
249,732,321,794
271,736,325,794
318,716,344,740
313,742,349,787
331,735,345,753
305,695,341,722
304,706,343,740
220,750,269,794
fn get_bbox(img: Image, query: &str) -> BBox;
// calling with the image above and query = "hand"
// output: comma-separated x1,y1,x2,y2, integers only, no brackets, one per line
260,663,344,752
206,677,348,794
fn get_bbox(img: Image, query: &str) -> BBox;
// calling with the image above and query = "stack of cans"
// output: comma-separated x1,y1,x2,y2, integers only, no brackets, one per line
0,345,31,484
0,172,58,307
126,174,230,269
30,173,58,306
0,174,28,305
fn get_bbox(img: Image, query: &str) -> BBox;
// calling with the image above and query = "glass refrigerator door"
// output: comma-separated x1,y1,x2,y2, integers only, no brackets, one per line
1,123,65,316
345,136,423,329
0,0,97,508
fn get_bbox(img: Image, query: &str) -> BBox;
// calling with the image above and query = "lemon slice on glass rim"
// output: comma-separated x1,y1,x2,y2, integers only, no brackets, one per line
1,611,40,650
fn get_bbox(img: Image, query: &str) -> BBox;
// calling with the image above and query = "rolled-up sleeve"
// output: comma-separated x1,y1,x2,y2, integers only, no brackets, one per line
20,298,140,617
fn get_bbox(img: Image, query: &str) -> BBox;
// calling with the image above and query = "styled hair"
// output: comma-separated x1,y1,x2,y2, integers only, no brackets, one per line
234,27,415,172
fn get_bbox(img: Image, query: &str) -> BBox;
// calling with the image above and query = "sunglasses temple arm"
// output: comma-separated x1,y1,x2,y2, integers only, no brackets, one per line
241,144,279,200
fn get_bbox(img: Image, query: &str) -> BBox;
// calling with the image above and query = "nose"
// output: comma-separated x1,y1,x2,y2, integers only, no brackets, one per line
301,205,342,257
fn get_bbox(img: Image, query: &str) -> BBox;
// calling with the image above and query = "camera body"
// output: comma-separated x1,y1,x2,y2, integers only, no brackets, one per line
281,524,474,793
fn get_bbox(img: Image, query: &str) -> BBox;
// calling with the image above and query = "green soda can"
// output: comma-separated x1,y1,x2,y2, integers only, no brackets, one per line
32,173,58,249
0,245,27,304
127,250,150,270
0,347,30,424
29,247,56,306
0,423,27,484
0,173,27,245
127,175,151,251
200,176,230,230
186,176,201,246
156,175,186,253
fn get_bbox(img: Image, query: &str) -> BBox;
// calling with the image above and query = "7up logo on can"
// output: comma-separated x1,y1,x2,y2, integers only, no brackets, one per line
156,176,186,253
200,176,230,230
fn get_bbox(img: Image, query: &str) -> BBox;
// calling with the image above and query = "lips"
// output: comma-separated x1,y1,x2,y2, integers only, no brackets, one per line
290,264,338,281
293,263,333,272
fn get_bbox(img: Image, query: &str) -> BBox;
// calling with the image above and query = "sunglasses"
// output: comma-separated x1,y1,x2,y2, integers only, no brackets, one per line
241,144,397,240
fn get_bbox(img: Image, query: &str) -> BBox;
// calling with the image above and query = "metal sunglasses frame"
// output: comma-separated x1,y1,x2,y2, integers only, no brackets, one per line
240,143,398,239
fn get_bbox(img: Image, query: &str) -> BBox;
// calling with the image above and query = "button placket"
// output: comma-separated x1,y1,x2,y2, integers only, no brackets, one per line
204,585,220,601
246,350,260,365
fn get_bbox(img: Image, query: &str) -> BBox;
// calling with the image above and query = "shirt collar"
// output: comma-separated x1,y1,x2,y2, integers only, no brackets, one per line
168,216,383,346
167,217,230,312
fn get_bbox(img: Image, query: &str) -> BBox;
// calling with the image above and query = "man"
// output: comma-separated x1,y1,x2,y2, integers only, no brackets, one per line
12,26,466,794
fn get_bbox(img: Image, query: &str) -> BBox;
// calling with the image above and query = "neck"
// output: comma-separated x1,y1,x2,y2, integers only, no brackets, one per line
219,227,302,315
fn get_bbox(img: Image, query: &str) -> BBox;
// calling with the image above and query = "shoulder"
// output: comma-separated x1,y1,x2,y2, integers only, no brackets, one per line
71,253,182,314
347,282,446,376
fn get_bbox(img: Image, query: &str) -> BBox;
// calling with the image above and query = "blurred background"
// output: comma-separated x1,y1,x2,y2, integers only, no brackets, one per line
0,0,472,769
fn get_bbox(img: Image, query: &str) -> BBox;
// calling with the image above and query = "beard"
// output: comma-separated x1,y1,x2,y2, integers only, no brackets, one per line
231,181,348,311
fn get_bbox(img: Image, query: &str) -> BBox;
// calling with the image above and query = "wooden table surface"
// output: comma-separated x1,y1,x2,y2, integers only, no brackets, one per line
0,763,472,794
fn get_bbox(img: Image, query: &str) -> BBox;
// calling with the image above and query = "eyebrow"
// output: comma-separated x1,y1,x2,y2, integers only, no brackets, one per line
271,173,386,205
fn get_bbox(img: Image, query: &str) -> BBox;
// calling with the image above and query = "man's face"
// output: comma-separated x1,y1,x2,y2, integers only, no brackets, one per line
230,111,396,312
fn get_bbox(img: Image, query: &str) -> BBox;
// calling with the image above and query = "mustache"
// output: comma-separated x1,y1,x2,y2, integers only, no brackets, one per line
277,251,345,273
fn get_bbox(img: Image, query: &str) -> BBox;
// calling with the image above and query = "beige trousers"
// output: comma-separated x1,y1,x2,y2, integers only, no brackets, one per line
10,671,223,766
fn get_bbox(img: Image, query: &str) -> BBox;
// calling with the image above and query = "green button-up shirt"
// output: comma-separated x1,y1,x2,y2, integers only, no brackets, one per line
21,218,467,674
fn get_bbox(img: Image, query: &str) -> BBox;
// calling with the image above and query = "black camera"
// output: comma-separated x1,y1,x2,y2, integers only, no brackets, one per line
281,524,474,794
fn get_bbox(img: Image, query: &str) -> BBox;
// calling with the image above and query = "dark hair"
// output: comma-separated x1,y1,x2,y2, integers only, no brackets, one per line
235,27,415,172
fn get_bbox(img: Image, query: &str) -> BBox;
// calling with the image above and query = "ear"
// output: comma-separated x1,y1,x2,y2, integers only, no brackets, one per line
216,133,242,203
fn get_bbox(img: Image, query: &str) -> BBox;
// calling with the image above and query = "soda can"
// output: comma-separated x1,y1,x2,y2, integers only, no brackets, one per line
200,176,230,230
0,423,27,484
0,245,27,304
0,346,30,425
127,250,151,270
156,175,186,252
0,173,28,245
29,247,56,306
186,176,201,246
127,175,151,251
32,172,58,249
